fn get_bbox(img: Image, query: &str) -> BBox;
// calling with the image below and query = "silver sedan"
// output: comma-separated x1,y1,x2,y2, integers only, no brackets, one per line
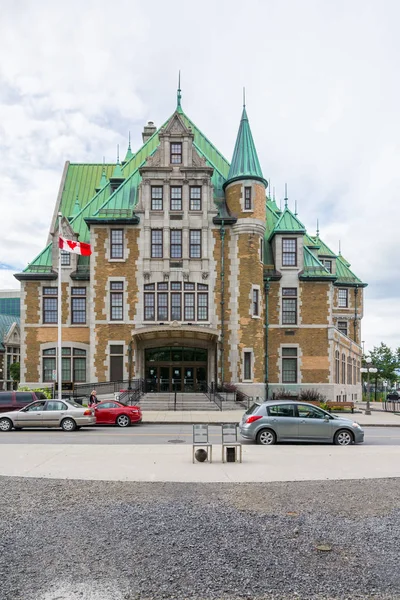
239,400,364,445
0,399,96,432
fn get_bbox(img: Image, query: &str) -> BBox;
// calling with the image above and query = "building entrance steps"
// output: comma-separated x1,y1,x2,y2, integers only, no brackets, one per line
139,393,242,411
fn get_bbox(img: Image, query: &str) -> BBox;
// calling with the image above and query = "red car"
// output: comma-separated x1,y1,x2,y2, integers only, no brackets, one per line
94,400,142,427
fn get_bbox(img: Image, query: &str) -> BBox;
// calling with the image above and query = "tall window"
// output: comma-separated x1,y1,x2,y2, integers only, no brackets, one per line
171,293,182,320
189,230,201,258
144,293,155,320
244,187,252,210
323,260,332,273
190,186,201,210
170,230,182,258
157,288,168,320
244,352,252,380
43,287,58,324
151,186,163,211
184,293,195,320
197,293,208,320
347,357,352,384
353,359,357,385
170,186,182,211
110,229,123,259
60,251,70,266
337,320,348,336
260,238,264,262
282,348,297,383
151,229,163,258
110,281,123,321
43,348,56,381
335,350,340,383
42,347,86,383
341,353,346,384
170,142,182,164
282,288,297,325
282,238,297,266
71,287,86,324
252,288,259,316
338,288,348,308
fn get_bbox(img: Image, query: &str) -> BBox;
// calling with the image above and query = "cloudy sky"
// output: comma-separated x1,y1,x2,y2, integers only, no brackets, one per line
0,0,398,351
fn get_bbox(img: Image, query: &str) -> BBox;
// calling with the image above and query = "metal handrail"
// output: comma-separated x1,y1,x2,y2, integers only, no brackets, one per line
205,383,222,410
236,390,253,409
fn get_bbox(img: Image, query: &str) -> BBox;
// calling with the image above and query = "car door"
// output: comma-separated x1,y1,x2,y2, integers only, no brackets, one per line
266,404,299,440
95,402,115,424
296,404,332,441
42,401,69,427
13,401,47,427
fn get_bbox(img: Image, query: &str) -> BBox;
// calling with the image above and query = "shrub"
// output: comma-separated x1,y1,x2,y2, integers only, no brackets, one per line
272,388,298,400
298,389,326,403
18,386,53,399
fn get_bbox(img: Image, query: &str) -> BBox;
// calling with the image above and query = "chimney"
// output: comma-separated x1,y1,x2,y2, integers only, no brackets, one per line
142,121,157,143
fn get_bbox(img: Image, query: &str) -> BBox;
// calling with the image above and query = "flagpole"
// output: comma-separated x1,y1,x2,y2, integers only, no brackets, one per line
57,212,62,402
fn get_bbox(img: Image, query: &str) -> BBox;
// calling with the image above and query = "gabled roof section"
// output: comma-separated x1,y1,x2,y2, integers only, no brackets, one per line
299,247,336,281
335,255,366,287
268,207,306,241
224,106,267,189
0,315,20,350
60,163,115,221
310,236,337,257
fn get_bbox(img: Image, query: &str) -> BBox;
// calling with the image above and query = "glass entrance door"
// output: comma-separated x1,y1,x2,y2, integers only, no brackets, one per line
171,367,182,392
145,347,208,393
159,367,170,393
184,367,194,392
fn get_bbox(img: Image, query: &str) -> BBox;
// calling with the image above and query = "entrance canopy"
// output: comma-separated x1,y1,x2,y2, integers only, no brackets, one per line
132,324,219,343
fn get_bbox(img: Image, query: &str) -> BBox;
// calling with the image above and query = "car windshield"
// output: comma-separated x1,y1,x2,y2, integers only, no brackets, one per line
244,402,261,415
65,400,84,409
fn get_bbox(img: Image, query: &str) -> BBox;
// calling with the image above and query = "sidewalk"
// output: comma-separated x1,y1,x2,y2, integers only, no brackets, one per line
1,443,400,483
141,408,400,426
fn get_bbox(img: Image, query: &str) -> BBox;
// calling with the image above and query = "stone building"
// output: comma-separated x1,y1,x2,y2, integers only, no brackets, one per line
15,89,366,401
0,291,21,390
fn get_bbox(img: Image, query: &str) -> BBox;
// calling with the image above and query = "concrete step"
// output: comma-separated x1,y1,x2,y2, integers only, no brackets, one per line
138,392,244,412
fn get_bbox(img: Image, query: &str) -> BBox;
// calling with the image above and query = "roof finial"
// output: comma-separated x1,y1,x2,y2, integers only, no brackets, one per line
316,219,320,238
177,70,182,111
128,131,131,151
294,200,298,217
117,144,120,164
268,179,271,199
243,86,246,108
273,186,276,201
284,183,288,208
339,240,342,255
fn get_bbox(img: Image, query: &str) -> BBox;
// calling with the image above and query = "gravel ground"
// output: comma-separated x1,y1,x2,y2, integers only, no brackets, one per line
1,477,400,600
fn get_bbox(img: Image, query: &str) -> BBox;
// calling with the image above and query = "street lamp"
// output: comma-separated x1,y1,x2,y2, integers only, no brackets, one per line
360,357,378,415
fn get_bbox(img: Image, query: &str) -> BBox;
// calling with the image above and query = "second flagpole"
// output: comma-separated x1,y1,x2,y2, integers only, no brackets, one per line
57,212,62,402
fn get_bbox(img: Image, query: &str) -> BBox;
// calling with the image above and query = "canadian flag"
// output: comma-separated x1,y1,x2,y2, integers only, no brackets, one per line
59,236,92,256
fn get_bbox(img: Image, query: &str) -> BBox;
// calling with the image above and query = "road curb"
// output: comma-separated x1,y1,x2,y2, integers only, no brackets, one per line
141,420,400,427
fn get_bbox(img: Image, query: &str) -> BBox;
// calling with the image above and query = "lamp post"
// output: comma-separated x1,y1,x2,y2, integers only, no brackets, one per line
127,340,133,391
360,357,378,415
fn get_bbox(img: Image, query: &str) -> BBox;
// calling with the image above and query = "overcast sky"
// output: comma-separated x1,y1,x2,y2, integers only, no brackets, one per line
0,0,398,351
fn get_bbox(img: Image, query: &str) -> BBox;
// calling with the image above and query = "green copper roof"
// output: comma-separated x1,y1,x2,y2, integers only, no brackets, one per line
300,247,336,280
269,206,306,240
59,163,115,221
111,159,124,180
335,255,365,286
224,107,267,188
97,168,108,191
311,236,337,257
304,233,320,249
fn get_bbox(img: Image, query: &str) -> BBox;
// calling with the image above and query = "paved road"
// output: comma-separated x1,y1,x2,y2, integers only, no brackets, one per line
1,424,400,445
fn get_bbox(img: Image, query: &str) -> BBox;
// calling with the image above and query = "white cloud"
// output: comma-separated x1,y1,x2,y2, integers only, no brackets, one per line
0,0,399,349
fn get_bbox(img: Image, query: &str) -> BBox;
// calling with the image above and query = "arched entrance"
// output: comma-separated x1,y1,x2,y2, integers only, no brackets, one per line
132,324,219,394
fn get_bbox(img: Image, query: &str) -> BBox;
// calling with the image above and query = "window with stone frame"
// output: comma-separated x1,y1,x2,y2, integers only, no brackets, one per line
151,229,163,258
244,352,252,380
252,288,260,317
42,347,86,383
323,259,332,273
144,292,155,321
337,320,348,336
197,293,208,320
184,293,195,321
282,288,297,324
341,353,346,384
110,281,124,321
170,230,182,258
71,287,86,324
151,186,163,211
282,347,298,383
170,186,182,211
189,230,201,258
60,250,71,266
157,292,168,321
260,237,264,262
171,292,182,320
282,238,297,266
353,359,357,385
110,229,124,259
189,186,201,211
244,186,252,210
347,356,352,384
338,288,348,308
43,287,58,324
170,142,182,164
335,350,340,383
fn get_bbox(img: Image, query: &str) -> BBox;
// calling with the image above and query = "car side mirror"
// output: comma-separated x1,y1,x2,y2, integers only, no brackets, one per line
324,415,330,422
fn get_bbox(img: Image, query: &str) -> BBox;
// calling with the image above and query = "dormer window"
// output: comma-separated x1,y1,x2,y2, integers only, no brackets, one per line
170,143,182,164
323,259,332,273
244,187,252,210
282,238,297,266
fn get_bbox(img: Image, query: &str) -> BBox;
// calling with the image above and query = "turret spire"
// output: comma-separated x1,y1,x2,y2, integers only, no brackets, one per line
316,219,320,238
124,132,134,162
284,183,288,208
177,70,182,113
224,98,267,189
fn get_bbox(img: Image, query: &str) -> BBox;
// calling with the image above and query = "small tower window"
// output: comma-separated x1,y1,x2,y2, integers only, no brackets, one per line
244,187,252,210
338,288,348,307
282,238,297,266
170,143,182,164
60,251,71,266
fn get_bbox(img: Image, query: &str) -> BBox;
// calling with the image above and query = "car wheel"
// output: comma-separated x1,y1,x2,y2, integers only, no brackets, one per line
256,428,276,445
0,418,13,432
61,418,77,432
116,414,131,428
334,429,353,446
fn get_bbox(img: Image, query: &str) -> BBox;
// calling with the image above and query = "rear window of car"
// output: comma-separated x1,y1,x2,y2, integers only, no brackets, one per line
15,393,34,404
65,400,85,409
0,393,13,404
244,402,261,415
267,404,296,417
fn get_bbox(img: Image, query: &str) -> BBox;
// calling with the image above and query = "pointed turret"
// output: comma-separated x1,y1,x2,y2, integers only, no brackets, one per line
96,162,108,192
177,70,183,114
71,194,81,217
123,133,134,163
109,146,125,192
224,102,267,189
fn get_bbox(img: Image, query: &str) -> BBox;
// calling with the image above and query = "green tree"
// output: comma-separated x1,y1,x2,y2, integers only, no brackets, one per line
367,343,399,400
9,362,20,383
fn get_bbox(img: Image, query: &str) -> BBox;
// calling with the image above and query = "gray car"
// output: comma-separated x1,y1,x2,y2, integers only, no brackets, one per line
239,401,364,446
0,399,96,432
